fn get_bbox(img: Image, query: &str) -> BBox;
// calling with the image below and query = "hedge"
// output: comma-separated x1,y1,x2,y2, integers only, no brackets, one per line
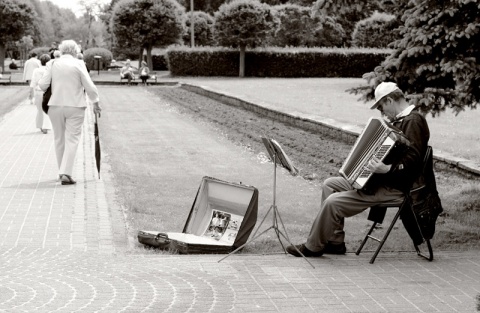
166,46,391,77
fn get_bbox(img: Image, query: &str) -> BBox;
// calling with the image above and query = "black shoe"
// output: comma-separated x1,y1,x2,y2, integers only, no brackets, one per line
324,242,347,255
286,244,324,257
60,174,76,185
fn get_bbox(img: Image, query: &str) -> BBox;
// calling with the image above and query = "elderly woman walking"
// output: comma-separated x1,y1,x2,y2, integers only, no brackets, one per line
30,54,52,134
39,40,102,185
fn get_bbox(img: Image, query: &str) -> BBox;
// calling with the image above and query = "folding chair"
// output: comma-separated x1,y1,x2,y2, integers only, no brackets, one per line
356,146,435,264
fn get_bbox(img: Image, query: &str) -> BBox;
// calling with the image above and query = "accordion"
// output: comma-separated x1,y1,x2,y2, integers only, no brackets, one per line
339,117,410,190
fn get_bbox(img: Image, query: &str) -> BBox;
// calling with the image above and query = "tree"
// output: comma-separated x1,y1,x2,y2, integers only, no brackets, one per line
0,0,36,72
353,0,480,116
351,11,398,48
214,0,279,77
111,0,186,70
183,11,215,47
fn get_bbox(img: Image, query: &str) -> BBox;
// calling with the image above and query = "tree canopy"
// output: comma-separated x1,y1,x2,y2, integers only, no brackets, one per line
214,0,279,76
111,0,186,69
352,0,480,115
0,0,36,72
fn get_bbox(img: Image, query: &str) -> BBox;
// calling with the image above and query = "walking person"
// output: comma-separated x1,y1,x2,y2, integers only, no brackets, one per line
23,52,41,84
29,54,52,134
39,40,102,185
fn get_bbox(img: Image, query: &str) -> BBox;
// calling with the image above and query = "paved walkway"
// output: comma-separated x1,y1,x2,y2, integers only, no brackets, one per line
0,88,479,312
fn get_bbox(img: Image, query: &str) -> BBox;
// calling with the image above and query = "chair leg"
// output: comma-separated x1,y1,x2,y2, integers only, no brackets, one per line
369,207,402,264
356,222,377,255
414,239,433,261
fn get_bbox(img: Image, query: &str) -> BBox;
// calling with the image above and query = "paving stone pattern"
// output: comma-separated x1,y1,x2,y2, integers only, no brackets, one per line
0,91,479,313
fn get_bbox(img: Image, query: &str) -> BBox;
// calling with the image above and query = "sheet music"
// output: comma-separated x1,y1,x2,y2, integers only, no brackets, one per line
261,137,298,176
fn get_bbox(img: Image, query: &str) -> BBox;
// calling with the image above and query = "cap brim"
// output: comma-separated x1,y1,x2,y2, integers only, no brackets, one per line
370,99,382,110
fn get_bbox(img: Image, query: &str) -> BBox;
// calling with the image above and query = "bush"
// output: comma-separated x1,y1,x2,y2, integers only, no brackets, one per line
167,46,390,77
183,11,215,46
351,12,398,48
152,53,169,71
83,47,113,71
29,47,50,58
271,5,346,48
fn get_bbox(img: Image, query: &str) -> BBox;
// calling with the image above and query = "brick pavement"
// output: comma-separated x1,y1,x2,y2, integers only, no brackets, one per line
0,89,479,312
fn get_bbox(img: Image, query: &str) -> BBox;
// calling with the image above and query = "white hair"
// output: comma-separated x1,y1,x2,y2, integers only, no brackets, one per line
59,40,80,56
53,50,61,58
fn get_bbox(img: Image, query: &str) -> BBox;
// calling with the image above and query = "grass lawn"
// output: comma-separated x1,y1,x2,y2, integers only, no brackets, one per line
95,85,479,256
88,71,480,165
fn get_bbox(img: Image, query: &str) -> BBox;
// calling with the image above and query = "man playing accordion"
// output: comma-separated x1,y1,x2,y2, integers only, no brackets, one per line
286,82,430,257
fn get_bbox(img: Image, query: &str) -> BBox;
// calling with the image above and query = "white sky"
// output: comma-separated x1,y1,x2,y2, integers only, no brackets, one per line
40,0,112,17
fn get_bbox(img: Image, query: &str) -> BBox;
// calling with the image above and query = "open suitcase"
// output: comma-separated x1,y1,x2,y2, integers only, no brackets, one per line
138,176,258,254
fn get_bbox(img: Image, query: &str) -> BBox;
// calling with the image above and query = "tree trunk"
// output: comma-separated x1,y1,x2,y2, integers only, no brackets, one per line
239,45,245,77
146,45,153,70
138,47,143,68
0,44,5,73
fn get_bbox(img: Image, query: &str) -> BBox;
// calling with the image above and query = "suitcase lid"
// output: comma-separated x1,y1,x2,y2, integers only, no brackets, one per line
182,176,258,248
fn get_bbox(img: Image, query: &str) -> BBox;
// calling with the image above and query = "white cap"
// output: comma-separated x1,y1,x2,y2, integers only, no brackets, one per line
370,82,400,109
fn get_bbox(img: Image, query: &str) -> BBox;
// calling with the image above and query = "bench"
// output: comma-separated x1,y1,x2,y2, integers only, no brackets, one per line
0,74,12,84
120,72,157,84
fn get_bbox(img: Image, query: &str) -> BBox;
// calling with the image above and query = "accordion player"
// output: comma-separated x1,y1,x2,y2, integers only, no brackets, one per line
339,117,410,191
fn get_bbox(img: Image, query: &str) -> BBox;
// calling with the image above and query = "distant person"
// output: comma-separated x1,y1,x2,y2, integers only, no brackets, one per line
30,54,52,134
23,52,41,84
120,59,135,85
9,59,18,70
139,61,150,85
49,42,57,59
39,39,101,185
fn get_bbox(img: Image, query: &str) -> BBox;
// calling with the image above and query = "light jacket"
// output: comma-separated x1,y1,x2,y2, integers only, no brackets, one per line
39,54,99,108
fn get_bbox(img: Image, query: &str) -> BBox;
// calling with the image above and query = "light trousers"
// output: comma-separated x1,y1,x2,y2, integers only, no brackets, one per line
305,176,404,252
34,91,52,130
48,106,86,176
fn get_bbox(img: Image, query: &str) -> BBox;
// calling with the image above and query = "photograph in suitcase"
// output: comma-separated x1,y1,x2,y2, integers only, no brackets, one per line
138,176,258,254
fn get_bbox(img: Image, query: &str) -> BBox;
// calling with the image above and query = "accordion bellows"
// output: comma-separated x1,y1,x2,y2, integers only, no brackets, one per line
340,117,409,190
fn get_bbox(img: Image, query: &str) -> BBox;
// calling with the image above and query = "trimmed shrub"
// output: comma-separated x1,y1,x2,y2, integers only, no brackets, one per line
183,11,215,46
152,53,169,71
29,47,50,58
352,12,397,48
83,47,113,71
167,46,390,77
271,5,346,47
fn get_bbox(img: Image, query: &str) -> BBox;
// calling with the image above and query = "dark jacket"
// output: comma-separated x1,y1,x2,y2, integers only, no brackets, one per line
382,110,430,192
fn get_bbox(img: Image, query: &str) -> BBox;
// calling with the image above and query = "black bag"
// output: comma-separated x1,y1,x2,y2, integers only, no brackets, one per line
411,189,443,240
42,85,52,114
42,61,54,114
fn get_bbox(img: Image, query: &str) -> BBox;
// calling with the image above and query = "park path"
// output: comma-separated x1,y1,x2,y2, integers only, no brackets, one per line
0,86,479,312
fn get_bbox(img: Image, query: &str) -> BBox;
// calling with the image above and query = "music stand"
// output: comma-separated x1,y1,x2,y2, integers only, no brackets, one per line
218,137,315,268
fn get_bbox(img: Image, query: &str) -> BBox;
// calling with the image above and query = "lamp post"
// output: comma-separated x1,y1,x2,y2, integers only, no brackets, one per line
94,55,101,76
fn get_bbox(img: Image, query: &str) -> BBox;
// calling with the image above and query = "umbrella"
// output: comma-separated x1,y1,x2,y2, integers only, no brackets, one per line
94,112,101,179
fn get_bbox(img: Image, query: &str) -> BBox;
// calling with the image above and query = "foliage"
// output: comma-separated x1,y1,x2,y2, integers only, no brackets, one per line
167,45,389,77
312,0,381,45
351,11,398,48
0,0,36,72
214,0,279,49
183,11,216,46
269,4,345,47
111,0,186,69
352,0,480,115
83,47,113,70
30,47,50,58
